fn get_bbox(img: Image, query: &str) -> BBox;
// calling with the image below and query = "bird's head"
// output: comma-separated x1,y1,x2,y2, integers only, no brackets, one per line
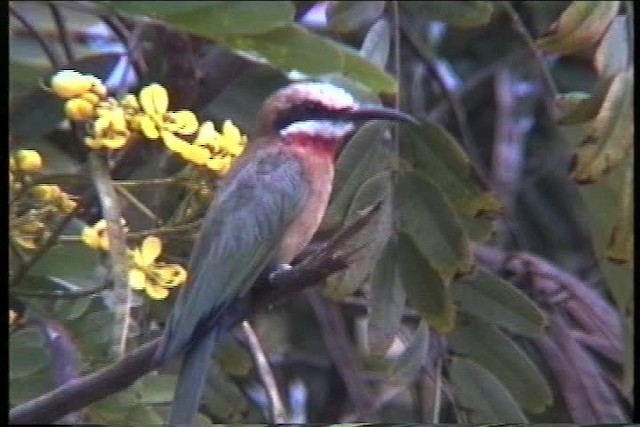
256,82,417,154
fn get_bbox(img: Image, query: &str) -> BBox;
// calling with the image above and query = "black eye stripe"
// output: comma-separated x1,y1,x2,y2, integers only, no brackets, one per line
274,101,345,130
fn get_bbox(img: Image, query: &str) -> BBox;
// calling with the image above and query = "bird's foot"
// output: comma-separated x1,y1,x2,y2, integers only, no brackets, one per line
269,263,293,283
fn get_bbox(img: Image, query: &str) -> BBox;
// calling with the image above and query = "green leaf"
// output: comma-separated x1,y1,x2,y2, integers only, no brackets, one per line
325,121,392,229
325,172,393,299
29,241,106,290
138,373,178,403
10,371,53,406
400,121,503,219
595,16,630,78
571,69,633,184
451,267,547,338
327,1,386,33
125,405,165,425
360,18,391,69
450,356,528,423
396,170,473,281
216,338,254,377
72,310,115,347
537,1,620,54
114,1,294,37
388,322,430,386
53,297,93,320
555,90,603,125
203,364,251,422
10,327,48,379
397,232,456,333
335,42,398,93
579,164,634,309
605,149,633,265
449,315,553,413
368,237,406,355
400,1,494,27
218,24,342,75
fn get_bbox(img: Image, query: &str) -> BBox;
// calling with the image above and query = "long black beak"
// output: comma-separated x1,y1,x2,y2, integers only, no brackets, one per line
341,105,420,127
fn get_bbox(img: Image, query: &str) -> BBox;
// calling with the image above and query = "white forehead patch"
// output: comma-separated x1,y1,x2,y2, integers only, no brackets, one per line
281,120,355,139
289,82,356,110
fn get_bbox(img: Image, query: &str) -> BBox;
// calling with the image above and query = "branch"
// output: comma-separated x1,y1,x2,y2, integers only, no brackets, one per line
88,152,132,359
306,288,377,422
9,204,380,424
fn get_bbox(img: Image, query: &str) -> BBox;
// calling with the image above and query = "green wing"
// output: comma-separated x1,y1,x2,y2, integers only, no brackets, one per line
159,145,309,360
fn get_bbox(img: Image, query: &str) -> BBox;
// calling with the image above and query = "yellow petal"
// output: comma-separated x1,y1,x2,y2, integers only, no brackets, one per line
155,264,188,287
161,131,190,153
81,91,101,106
222,120,242,142
51,70,93,99
101,137,128,149
121,94,140,112
182,144,210,166
129,268,147,290
82,226,100,249
139,83,168,116
139,115,160,139
110,108,128,132
14,149,43,172
222,138,245,156
146,283,169,300
168,111,199,135
60,197,77,213
206,155,228,171
140,236,162,265
194,121,220,149
65,98,95,121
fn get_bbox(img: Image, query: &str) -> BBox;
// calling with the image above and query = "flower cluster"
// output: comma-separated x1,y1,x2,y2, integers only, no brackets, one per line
10,149,77,249
49,70,247,174
81,222,187,300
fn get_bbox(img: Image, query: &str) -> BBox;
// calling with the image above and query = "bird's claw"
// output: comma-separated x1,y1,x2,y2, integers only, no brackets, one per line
269,263,293,283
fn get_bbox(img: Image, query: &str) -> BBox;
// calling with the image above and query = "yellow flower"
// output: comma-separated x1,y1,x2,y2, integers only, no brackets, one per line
31,184,62,201
82,219,110,251
218,120,247,156
128,236,187,300
193,121,220,150
13,149,43,173
81,218,128,251
65,98,96,121
59,196,78,213
137,83,198,144
51,70,94,99
85,104,130,150
13,218,49,249
206,154,233,174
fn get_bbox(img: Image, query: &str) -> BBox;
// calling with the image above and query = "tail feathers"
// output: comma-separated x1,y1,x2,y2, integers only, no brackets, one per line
168,329,219,426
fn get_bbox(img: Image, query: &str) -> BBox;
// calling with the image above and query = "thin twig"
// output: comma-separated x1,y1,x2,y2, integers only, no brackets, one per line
47,1,75,63
114,184,162,224
11,279,110,299
241,321,288,423
432,358,443,423
500,1,559,99
10,3,62,68
88,152,131,359
306,288,377,422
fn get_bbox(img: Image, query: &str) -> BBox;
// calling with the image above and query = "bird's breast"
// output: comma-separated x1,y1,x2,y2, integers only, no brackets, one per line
277,144,335,263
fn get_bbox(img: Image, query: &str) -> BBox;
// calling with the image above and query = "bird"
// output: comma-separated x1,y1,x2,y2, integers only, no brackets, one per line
154,81,417,425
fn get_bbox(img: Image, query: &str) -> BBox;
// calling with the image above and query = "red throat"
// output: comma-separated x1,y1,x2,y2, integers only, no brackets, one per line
284,132,341,158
